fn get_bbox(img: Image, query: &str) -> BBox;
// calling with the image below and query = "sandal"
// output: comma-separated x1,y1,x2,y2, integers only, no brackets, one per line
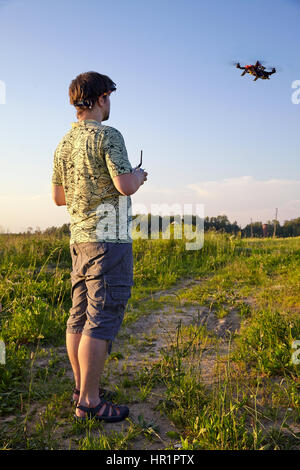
74,399,129,423
71,387,117,405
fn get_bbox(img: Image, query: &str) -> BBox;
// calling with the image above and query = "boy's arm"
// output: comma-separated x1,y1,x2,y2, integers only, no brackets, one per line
102,127,148,195
51,147,66,205
52,184,66,206
113,168,148,196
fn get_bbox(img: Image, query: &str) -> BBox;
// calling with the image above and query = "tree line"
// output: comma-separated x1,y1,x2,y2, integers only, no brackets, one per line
20,214,300,238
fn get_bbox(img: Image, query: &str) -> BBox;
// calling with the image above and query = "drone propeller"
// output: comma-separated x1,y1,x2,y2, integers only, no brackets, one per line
262,64,282,72
256,59,283,71
272,64,283,72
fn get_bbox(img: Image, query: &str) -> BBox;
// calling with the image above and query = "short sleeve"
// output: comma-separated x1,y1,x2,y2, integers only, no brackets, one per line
52,149,62,186
101,127,132,179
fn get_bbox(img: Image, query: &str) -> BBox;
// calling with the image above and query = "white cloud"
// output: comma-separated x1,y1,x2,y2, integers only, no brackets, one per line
187,184,216,199
186,176,300,225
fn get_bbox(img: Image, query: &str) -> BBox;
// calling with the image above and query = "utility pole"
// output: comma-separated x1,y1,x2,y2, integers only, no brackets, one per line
250,218,253,238
273,208,278,238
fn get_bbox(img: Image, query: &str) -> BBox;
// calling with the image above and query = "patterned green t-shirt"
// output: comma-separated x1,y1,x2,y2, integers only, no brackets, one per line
52,120,133,245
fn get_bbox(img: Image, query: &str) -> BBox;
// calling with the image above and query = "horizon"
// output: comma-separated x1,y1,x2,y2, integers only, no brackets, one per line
1,211,298,236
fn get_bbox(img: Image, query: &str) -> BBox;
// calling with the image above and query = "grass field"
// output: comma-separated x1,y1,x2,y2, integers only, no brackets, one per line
0,231,299,450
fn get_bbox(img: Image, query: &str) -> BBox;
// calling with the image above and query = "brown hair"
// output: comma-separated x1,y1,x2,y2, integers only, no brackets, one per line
69,71,116,116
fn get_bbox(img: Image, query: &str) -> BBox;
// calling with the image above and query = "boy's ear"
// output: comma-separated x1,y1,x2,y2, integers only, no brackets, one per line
97,95,106,107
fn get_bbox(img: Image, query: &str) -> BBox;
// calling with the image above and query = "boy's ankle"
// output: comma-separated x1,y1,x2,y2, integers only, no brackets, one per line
79,395,100,407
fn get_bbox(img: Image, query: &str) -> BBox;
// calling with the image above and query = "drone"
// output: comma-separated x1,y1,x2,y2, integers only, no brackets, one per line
235,60,276,81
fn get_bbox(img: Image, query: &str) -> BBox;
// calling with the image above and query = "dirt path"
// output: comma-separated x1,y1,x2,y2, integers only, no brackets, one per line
78,275,242,449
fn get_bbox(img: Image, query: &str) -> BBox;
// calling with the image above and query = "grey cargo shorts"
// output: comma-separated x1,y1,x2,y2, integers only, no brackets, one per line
67,241,133,354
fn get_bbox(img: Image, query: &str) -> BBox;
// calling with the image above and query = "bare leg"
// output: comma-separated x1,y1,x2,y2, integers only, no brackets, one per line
76,336,115,417
66,332,82,390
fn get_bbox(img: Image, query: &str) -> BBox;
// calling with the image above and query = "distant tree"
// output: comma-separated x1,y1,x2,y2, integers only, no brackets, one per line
43,226,59,236
204,215,241,235
58,223,70,236
281,217,300,237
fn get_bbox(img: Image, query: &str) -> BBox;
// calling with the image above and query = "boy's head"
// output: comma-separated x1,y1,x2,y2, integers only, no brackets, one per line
69,71,116,119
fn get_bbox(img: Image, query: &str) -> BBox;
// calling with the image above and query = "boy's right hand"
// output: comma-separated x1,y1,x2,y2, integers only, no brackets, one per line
133,168,148,186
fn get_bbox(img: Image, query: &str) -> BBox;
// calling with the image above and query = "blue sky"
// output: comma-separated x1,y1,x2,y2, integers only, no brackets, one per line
0,0,300,232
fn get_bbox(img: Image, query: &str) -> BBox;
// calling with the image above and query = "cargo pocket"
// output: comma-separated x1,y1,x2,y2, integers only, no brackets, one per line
82,242,109,262
103,274,133,312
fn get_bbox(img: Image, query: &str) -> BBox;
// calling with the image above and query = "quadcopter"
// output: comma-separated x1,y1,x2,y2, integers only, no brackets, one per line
235,60,276,81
